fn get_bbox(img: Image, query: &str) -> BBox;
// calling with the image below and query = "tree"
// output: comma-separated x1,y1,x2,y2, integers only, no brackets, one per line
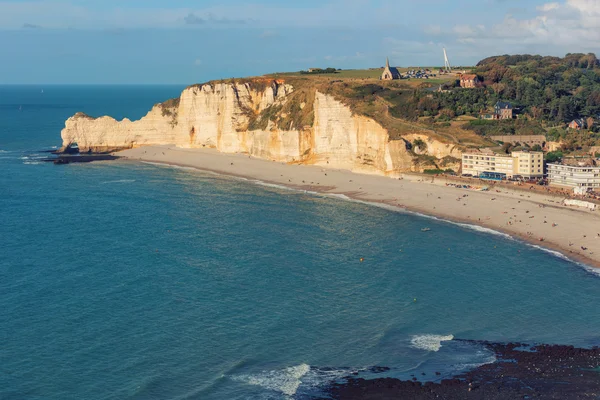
412,138,427,152
545,151,564,162
586,117,595,130
502,142,513,154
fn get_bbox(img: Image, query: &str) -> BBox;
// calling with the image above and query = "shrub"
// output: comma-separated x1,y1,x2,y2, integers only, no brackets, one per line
545,151,564,162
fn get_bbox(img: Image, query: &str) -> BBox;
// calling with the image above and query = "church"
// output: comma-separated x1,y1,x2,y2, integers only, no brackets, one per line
381,58,401,80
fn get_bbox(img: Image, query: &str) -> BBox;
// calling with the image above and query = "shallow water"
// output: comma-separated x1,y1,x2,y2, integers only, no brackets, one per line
1,86,599,399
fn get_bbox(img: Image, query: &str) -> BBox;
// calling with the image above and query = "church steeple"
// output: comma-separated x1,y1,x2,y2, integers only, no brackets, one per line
386,57,390,68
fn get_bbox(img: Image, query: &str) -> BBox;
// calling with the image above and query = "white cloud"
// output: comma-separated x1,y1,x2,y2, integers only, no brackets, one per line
433,0,600,56
537,2,560,11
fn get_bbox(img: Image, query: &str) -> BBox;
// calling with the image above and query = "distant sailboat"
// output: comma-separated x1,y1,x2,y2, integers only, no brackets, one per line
19,105,22,111
41,89,44,94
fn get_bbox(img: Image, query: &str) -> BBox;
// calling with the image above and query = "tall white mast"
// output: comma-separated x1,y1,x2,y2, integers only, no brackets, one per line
443,48,452,72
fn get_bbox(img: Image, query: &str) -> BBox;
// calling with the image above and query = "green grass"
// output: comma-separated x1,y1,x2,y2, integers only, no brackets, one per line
268,67,460,82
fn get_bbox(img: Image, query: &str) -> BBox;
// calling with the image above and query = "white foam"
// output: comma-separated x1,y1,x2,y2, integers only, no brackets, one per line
23,161,41,165
252,179,319,195
410,334,454,352
527,244,571,262
453,222,513,240
453,354,497,371
252,180,300,192
232,363,310,396
100,179,136,185
525,244,600,277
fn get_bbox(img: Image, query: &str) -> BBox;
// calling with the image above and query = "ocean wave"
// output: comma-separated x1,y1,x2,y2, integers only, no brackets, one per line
252,180,300,192
453,222,514,240
231,364,361,398
23,161,42,165
100,179,136,185
453,354,497,371
525,244,600,277
527,244,572,262
410,334,454,352
231,363,310,396
252,179,318,195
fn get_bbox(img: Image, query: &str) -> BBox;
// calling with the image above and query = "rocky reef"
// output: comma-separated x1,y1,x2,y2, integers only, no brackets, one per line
325,341,600,399
60,79,462,175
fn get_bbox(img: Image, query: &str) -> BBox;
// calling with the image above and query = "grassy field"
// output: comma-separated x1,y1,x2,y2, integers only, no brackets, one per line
268,68,459,91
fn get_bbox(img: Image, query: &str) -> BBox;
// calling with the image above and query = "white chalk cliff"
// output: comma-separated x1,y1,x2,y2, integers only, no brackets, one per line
61,80,461,175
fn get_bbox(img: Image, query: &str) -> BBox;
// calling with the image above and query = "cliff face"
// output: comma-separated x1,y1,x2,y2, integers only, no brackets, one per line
61,81,460,175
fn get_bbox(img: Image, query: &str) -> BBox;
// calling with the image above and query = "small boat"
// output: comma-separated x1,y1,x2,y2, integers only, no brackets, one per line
421,228,431,232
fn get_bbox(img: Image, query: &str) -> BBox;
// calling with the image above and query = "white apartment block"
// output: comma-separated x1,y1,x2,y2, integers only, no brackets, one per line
462,151,544,179
547,163,600,190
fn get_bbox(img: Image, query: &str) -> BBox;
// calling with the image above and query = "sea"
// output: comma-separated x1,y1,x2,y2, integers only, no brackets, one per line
1,85,600,400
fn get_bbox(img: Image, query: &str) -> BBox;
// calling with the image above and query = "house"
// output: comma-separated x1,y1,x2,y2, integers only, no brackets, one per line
381,57,401,80
494,101,513,119
459,73,481,88
569,119,586,130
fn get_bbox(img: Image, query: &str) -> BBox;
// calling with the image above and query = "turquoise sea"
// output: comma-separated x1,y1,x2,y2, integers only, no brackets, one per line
1,85,600,400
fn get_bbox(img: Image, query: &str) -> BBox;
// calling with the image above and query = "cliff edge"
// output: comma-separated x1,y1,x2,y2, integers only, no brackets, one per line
60,79,462,175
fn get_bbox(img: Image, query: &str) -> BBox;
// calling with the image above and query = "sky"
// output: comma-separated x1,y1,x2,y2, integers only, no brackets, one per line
0,0,599,84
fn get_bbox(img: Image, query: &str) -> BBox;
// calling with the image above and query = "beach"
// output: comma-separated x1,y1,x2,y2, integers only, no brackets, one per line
119,145,600,269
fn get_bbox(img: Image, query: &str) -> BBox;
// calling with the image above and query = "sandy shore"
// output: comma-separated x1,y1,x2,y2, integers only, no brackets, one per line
118,145,600,270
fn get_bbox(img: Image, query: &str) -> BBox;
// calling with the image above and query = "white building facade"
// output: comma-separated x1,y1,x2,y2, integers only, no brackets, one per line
547,163,600,190
462,151,544,179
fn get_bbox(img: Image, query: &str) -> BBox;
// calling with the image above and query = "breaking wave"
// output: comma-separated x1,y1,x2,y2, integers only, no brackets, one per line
231,364,310,396
252,179,318,195
453,354,498,371
231,364,361,397
410,334,454,352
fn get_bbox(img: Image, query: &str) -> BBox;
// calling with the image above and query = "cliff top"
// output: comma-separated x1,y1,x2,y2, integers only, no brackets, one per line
150,70,491,150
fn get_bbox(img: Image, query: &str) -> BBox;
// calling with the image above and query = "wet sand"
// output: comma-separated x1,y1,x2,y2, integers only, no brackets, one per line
118,146,600,270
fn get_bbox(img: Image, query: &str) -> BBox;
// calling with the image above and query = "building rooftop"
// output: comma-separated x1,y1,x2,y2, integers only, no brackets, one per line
495,101,513,109
553,158,598,167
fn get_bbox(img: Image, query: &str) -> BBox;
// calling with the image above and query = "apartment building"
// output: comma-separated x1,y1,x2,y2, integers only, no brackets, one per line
462,150,544,179
547,159,600,191
512,151,544,178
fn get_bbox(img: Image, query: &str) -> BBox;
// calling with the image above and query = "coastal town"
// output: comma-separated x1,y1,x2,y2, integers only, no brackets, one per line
377,52,600,205
378,54,600,206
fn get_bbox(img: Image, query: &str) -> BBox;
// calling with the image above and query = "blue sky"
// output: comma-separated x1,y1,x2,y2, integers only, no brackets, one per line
0,0,598,83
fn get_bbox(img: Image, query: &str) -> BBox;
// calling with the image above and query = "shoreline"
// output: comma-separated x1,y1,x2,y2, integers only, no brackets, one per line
116,145,600,271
